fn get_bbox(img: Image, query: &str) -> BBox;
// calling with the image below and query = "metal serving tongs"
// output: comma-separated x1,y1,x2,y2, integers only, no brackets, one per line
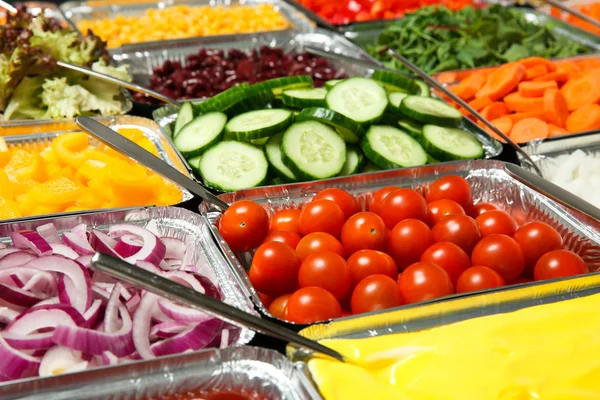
76,116,228,210
90,252,348,363
537,0,600,31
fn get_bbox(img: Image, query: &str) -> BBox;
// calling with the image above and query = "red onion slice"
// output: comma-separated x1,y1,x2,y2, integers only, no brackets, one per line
162,271,204,293
158,299,212,324
89,230,120,258
136,261,163,275
62,232,94,256
0,334,40,380
39,346,88,377
82,300,103,328
21,271,57,295
150,321,188,339
75,255,93,268
101,351,119,366
0,252,37,270
132,293,157,360
114,234,143,258
70,224,88,240
50,244,79,260
150,318,222,358
0,307,19,324
0,248,22,259
11,231,52,256
36,223,60,244
0,283,48,307
126,292,141,314
108,225,166,266
162,237,186,260
104,283,123,333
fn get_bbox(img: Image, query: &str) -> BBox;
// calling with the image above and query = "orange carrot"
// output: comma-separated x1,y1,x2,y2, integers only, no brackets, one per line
574,58,600,72
483,116,513,142
561,68,600,111
543,89,569,128
565,104,600,133
519,57,557,72
548,123,569,137
476,62,526,101
503,92,545,113
555,61,582,80
510,118,549,143
506,111,545,123
533,71,569,83
518,81,558,98
481,102,509,121
525,65,548,80
468,96,493,112
450,72,487,101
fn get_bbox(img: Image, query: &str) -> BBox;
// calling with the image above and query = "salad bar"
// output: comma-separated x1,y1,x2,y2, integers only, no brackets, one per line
2,0,600,399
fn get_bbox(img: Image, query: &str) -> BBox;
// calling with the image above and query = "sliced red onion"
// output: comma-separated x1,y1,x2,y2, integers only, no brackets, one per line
104,283,123,333
0,252,38,270
11,231,52,256
150,318,222,358
114,234,143,258
162,258,183,270
89,230,120,258
162,237,186,260
50,244,79,260
162,271,204,293
0,242,5,249
101,350,118,366
62,232,94,256
158,299,212,324
126,292,140,314
119,286,133,302
0,248,22,259
70,224,88,240
0,283,48,307
0,307,20,324
22,271,57,295
150,321,188,339
82,300,103,328
220,329,230,349
91,284,110,301
108,225,166,266
36,223,61,244
34,296,60,307
132,293,157,360
39,346,88,377
10,274,24,288
195,274,222,301
136,261,163,275
0,334,40,380
75,255,93,268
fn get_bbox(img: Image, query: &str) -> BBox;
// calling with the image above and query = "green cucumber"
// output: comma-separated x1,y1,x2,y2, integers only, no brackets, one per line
388,92,408,114
174,102,194,138
363,162,381,173
414,80,430,97
360,125,428,169
198,141,268,191
326,77,388,126
224,109,293,141
173,112,227,157
295,107,365,144
250,137,269,146
265,133,297,182
282,88,327,108
325,80,343,90
399,96,462,127
398,119,423,139
421,125,484,161
372,70,417,94
338,145,365,176
187,155,202,178
249,75,313,97
281,121,346,181
193,83,248,115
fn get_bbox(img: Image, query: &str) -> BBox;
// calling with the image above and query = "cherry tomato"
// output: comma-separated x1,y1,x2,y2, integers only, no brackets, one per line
295,232,345,261
298,251,352,300
249,242,300,297
432,214,481,254
426,175,473,210
341,212,387,255
379,189,428,229
369,185,400,216
471,234,525,283
219,201,269,252
268,294,291,319
514,277,533,284
427,199,465,226
313,188,360,220
420,242,471,285
388,219,433,270
285,287,342,323
351,274,402,314
534,250,588,281
347,249,397,286
268,209,301,234
475,210,518,237
470,202,498,218
341,310,352,317
456,266,506,293
398,262,454,304
258,292,272,308
513,222,563,276
263,230,301,249
298,200,345,237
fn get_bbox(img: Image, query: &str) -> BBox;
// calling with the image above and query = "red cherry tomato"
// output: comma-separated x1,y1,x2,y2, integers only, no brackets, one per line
285,287,342,324
514,277,533,284
341,310,352,317
263,230,301,249
513,222,563,277
347,249,397,286
298,251,352,300
456,266,506,293
475,210,518,237
534,250,588,281
249,242,300,297
313,188,360,220
427,199,465,226
295,232,345,261
369,185,400,216
268,294,291,319
258,292,272,308
470,202,499,218
298,200,345,237
471,234,525,283
341,212,388,256
426,175,473,210
388,219,433,270
269,209,301,234
219,201,269,252
398,262,454,304
379,188,428,229
351,274,402,314
432,214,481,254
420,242,471,285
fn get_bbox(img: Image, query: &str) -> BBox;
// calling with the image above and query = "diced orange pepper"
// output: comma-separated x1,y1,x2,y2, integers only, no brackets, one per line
27,177,82,205
52,132,91,169
4,150,45,182
0,138,9,167
0,197,21,219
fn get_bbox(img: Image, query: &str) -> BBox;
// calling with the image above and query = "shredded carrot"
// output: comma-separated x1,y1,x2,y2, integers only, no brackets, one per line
503,92,544,113
476,62,526,101
525,65,548,80
565,104,600,133
518,81,558,98
510,118,549,143
543,89,569,128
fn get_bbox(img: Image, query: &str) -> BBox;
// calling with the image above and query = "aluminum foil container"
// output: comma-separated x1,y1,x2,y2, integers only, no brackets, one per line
0,206,257,392
202,159,600,327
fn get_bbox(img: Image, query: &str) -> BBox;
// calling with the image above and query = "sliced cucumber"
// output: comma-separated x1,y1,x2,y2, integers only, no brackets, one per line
249,75,313,97
399,96,462,127
193,83,248,115
282,88,326,109
388,92,408,114
198,141,268,191
173,112,227,157
325,80,343,90
398,119,423,139
326,77,388,126
363,162,381,173
372,70,417,94
265,133,297,182
421,125,484,161
338,145,365,176
227,85,274,116
361,125,428,169
174,102,194,138
281,121,346,181
414,80,431,97
427,154,440,164
224,109,293,141
187,155,202,178
295,107,365,144
250,137,269,146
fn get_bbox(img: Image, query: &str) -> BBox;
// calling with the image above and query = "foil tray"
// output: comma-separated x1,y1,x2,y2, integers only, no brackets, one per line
0,206,257,392
201,159,600,327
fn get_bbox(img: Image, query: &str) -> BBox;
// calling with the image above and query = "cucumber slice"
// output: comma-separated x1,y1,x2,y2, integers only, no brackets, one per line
422,125,484,161
427,154,440,164
338,145,365,176
187,155,202,178
281,121,346,181
388,92,408,114
250,137,269,146
361,125,428,169
227,86,274,116
249,76,313,97
414,80,430,97
224,109,293,141
372,70,417,94
174,102,194,138
174,112,227,157
295,107,365,144
326,77,388,126
397,119,423,139
265,133,297,182
399,96,462,127
193,83,248,115
282,88,326,109
198,141,268,191
325,80,343,90
363,162,381,173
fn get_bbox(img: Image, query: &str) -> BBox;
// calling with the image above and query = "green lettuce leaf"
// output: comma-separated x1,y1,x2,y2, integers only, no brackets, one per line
3,76,45,120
